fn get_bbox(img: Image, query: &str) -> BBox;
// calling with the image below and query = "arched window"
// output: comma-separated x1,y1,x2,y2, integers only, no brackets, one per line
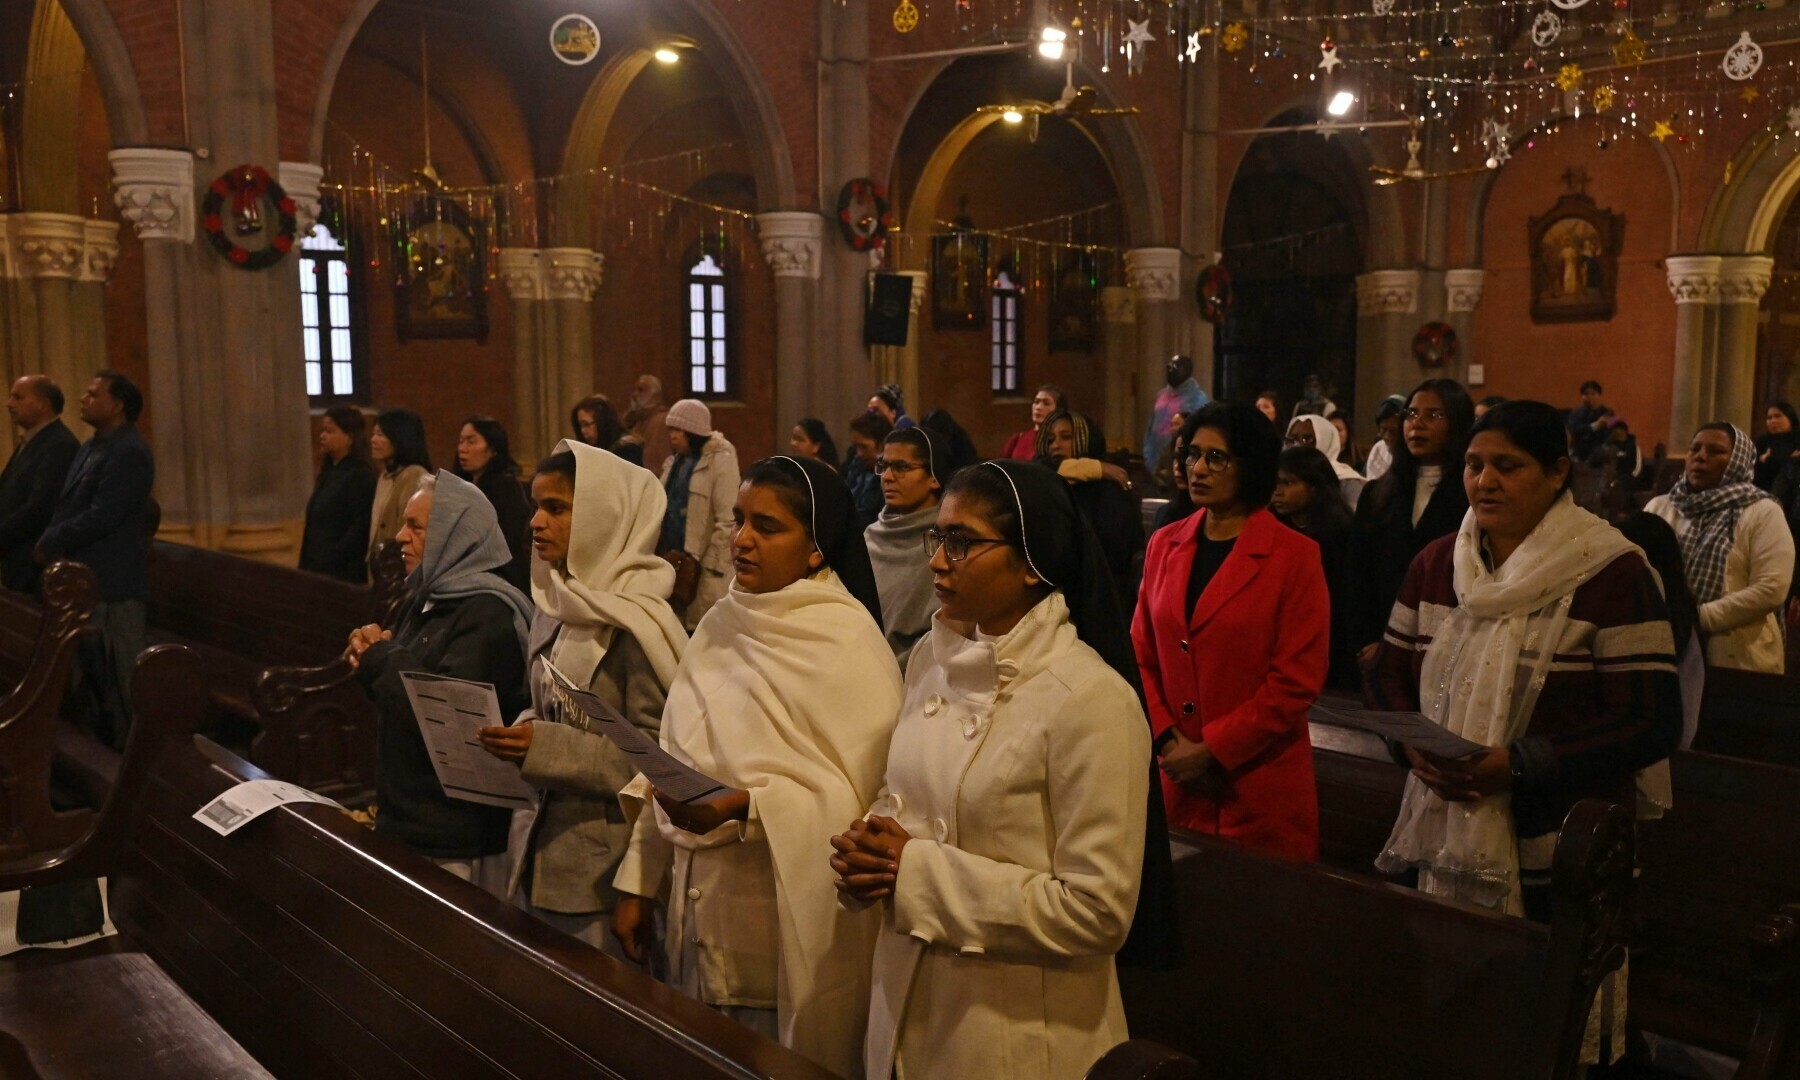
298,220,363,402
685,248,733,398
991,267,1022,394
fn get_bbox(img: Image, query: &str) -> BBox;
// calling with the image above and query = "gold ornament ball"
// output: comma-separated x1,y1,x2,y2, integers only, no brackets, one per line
1418,46,1432,57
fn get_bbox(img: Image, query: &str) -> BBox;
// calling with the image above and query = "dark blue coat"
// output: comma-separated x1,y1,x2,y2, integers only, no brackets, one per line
0,419,80,593
40,424,155,602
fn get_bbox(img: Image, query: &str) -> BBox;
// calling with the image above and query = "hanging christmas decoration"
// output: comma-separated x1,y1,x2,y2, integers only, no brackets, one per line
1555,63,1583,92
1650,119,1676,142
1722,31,1764,81
1220,22,1249,53
892,0,920,32
1124,18,1154,74
1592,85,1617,112
1531,10,1563,48
1186,32,1202,63
1372,0,1396,14
1412,323,1459,368
1319,40,1343,73
201,164,297,271
1612,27,1647,65
836,178,896,252
1196,264,1233,323
1550,0,1590,9
1742,85,1762,103
1483,118,1513,167
1788,104,1800,137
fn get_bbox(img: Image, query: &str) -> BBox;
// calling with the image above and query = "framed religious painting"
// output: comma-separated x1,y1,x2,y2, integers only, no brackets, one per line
1528,172,1624,324
932,231,989,331
394,197,488,343
1048,249,1099,353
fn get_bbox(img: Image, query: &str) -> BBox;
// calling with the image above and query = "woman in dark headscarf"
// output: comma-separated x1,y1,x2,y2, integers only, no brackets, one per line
832,459,1177,1080
920,408,981,475
612,455,900,1076
1038,410,1144,606
1754,401,1800,491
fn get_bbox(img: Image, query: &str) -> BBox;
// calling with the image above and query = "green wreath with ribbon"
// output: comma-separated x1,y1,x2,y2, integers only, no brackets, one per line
836,178,896,252
202,164,298,271
1196,264,1234,323
1412,321,1459,368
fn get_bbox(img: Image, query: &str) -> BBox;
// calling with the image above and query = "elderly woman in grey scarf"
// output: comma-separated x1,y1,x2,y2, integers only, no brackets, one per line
348,470,534,895
864,427,948,671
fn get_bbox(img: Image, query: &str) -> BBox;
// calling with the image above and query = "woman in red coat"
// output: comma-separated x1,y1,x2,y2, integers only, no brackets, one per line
1133,402,1329,860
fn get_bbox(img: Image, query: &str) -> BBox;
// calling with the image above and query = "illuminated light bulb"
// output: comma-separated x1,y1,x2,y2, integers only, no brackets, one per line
1327,90,1356,116
1003,109,1024,124
654,47,681,64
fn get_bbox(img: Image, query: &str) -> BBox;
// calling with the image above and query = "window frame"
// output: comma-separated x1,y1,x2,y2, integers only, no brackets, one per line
990,262,1023,396
681,241,738,401
298,211,368,406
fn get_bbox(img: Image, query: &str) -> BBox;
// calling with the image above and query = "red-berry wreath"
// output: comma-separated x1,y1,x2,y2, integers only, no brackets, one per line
201,164,298,271
1196,264,1234,323
836,178,897,252
1412,321,1459,368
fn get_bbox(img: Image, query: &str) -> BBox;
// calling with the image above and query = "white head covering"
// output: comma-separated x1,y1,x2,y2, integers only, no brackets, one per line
531,440,688,688
1292,414,1363,484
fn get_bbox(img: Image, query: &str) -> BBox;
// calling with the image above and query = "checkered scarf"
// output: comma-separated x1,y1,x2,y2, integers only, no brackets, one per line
1667,423,1768,604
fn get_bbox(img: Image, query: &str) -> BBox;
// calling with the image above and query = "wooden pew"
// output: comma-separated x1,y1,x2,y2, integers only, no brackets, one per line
1695,665,1800,769
1119,801,1633,1080
0,648,837,1079
143,540,406,801
1307,715,1800,1073
0,561,99,861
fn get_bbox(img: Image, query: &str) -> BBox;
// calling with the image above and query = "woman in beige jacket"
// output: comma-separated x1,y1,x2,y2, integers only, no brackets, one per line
658,400,740,630
367,408,432,570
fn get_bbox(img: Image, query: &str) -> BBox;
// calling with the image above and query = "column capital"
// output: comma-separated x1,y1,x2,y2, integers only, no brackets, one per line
1100,284,1137,324
80,220,120,283
108,148,195,243
756,211,824,280
1444,268,1486,313
278,161,326,237
1665,254,1724,304
1719,254,1774,304
1356,269,1420,316
1124,247,1182,302
4,213,117,283
497,248,545,301
543,247,604,302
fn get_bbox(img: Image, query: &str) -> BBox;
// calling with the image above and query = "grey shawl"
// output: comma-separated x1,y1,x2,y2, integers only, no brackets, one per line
864,502,940,666
398,470,534,660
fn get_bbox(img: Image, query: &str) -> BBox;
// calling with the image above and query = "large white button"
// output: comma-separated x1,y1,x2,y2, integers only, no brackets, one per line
996,659,1020,679
957,945,986,957
687,887,702,900
932,818,948,841
923,694,944,717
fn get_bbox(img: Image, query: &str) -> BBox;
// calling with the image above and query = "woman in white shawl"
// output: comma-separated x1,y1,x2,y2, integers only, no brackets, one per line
476,442,688,951
864,426,948,671
612,455,902,1077
1369,402,1681,919
1286,413,1364,510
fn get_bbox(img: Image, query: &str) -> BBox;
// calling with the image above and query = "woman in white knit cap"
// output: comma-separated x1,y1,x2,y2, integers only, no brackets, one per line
658,399,741,629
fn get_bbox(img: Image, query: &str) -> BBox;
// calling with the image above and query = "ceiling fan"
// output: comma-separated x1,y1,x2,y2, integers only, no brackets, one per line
976,64,1140,142
1369,117,1493,185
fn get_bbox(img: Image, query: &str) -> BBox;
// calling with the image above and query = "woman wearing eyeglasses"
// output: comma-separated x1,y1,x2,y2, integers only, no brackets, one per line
830,460,1173,1080
1345,379,1476,675
865,427,949,670
1132,402,1329,859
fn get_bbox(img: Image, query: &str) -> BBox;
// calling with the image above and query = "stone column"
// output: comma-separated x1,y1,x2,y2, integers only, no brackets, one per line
1665,255,1724,443
1354,270,1422,427
0,213,119,412
1178,20,1220,394
1125,247,1183,462
1443,269,1485,388
757,211,823,447
1717,255,1774,429
1099,285,1139,452
867,270,927,415
816,0,873,429
498,247,603,462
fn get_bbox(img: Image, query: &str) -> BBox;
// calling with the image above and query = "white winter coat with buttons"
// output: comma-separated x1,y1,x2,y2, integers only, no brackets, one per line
860,592,1150,1080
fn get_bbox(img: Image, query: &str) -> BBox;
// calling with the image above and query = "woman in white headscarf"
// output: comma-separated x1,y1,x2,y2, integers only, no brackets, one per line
1286,413,1364,510
477,442,689,951
612,455,903,1077
1646,421,1795,674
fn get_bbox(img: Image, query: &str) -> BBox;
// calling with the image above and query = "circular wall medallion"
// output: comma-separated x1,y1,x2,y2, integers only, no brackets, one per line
550,14,601,66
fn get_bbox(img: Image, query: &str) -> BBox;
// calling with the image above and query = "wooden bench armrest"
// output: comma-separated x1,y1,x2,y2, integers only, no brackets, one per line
0,561,96,730
0,645,205,889
1742,903,1800,1080
1540,799,1635,1080
251,656,356,714
1084,1039,1202,1080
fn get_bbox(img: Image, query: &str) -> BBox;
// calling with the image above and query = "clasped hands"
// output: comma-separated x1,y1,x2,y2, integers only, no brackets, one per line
1158,727,1226,796
343,623,392,670
829,816,913,903
1404,744,1511,802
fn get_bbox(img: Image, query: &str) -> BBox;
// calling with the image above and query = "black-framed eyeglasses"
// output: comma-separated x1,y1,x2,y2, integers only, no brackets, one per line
874,459,923,476
1283,434,1317,448
924,528,1008,563
1401,407,1449,423
1181,447,1236,473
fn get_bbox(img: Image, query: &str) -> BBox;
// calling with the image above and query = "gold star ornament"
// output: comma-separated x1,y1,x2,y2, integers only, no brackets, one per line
1555,63,1583,92
1593,84,1616,112
1650,118,1675,142
1613,27,1646,66
1742,85,1761,103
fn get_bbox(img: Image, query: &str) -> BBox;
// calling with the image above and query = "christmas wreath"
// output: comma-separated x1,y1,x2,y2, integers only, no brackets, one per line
1412,321,1459,368
836,178,896,252
1196,264,1234,323
202,164,297,271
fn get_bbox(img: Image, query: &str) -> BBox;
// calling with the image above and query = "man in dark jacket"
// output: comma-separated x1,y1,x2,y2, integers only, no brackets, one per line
38,371,155,748
0,376,79,593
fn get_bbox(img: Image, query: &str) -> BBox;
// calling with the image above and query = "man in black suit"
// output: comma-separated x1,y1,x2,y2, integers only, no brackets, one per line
38,371,155,748
0,376,79,594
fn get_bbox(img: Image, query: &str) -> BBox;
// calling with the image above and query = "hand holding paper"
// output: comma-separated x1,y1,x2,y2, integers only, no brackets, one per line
544,659,729,805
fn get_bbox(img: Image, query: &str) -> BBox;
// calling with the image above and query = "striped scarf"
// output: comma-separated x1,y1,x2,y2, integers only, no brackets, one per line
1667,422,1767,604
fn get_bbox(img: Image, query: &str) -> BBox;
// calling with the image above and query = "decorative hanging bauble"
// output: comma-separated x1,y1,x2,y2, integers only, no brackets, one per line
1555,63,1583,91
1412,322,1458,368
1195,264,1234,323
1531,10,1562,47
893,0,920,32
1593,84,1617,112
835,178,896,252
1723,31,1763,81
1550,0,1590,9
201,164,297,271
1221,22,1249,52
1612,26,1646,65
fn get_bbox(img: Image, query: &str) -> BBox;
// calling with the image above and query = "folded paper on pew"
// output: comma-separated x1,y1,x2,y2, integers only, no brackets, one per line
1308,702,1487,760
193,779,341,836
399,672,538,810
544,659,729,805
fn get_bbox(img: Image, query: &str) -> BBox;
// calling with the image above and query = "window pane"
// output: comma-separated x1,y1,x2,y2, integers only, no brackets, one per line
299,258,317,295
328,261,348,293
712,312,726,341
692,253,723,277
689,283,705,310
710,367,724,394
690,367,706,393
711,284,725,311
690,311,706,339
333,362,354,396
301,294,319,328
712,338,727,365
303,328,320,362
306,362,322,397
331,328,352,362
329,294,350,328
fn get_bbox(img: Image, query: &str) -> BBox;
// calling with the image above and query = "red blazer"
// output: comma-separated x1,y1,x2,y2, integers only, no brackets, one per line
1000,430,1038,461
1132,507,1328,860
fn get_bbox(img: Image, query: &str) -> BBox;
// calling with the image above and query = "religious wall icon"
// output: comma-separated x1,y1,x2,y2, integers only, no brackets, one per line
549,14,601,66
1528,168,1623,324
932,211,989,331
394,198,488,343
1049,249,1100,353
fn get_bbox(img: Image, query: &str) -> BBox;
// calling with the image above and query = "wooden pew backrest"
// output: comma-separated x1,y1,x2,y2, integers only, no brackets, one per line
0,561,99,861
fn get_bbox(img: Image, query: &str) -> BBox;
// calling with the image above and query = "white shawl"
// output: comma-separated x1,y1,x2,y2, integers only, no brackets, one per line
530,440,687,689
1294,414,1364,485
1376,495,1638,913
630,570,902,1075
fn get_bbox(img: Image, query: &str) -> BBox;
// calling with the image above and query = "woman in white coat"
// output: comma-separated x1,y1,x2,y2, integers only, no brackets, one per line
831,460,1174,1080
658,399,741,630
1646,421,1794,674
613,455,902,1077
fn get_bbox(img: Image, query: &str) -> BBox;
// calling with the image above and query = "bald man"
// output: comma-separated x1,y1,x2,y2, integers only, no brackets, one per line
0,375,77,593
